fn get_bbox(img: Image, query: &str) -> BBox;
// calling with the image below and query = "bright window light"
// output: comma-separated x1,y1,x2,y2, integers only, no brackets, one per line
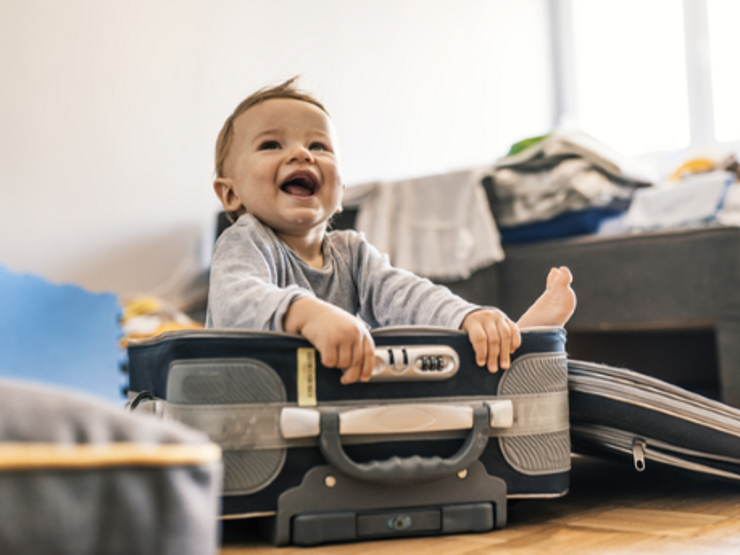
707,0,740,143
571,0,690,156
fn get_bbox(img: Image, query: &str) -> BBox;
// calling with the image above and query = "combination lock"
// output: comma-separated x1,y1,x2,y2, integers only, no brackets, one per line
368,345,460,382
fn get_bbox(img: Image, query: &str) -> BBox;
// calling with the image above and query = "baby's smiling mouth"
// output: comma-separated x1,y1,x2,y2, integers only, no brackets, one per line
280,172,319,197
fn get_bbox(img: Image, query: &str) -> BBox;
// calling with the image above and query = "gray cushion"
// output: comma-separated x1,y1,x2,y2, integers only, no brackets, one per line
0,379,222,555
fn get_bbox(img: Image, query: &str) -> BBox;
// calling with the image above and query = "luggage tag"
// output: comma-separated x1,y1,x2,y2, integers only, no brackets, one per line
297,348,317,407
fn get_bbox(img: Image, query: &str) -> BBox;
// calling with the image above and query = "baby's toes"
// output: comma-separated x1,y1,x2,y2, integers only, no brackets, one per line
559,266,573,282
552,267,573,290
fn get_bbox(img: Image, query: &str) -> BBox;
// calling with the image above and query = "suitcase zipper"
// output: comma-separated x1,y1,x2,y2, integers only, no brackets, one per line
632,438,647,472
572,423,740,481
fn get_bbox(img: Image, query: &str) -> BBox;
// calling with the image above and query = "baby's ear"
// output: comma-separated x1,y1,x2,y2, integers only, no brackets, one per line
213,178,243,212
335,183,346,214
338,182,346,210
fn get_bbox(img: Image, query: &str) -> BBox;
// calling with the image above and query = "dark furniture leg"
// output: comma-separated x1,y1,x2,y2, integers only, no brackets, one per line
716,320,740,408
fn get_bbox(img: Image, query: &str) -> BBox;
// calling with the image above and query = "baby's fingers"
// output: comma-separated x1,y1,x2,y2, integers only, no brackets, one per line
335,341,353,371
489,318,512,371
339,342,361,384
340,329,376,385
467,321,499,372
318,343,339,369
358,333,376,382
341,361,361,385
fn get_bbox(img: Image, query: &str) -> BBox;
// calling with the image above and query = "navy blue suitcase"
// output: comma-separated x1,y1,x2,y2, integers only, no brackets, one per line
569,359,740,481
127,326,569,545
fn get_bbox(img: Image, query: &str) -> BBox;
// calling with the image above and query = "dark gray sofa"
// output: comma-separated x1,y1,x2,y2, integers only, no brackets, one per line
440,225,740,407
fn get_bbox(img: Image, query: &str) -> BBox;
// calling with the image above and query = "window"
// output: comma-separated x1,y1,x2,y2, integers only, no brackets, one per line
553,0,739,157
707,0,740,143
571,0,690,156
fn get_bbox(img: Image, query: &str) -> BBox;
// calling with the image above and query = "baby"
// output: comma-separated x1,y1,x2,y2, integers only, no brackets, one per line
206,78,576,384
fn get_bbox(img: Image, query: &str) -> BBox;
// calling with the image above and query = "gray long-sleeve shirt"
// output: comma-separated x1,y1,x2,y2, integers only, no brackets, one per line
206,214,480,331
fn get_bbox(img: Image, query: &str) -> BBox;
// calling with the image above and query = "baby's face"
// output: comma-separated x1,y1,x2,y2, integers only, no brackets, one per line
219,98,344,242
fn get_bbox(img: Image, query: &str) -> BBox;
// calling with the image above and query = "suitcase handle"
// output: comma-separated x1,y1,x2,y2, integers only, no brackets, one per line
280,401,512,439
318,405,490,484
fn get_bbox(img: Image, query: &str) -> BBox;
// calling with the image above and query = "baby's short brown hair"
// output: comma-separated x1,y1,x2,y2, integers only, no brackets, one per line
214,76,329,178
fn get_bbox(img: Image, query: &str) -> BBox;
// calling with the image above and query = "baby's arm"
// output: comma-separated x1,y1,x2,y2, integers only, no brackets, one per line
460,308,521,372
284,297,375,384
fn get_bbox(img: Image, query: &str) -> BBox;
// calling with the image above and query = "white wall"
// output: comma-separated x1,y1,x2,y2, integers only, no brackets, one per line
0,0,552,302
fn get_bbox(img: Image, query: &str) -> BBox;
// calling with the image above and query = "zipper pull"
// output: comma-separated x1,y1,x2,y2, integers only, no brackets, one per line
632,438,647,472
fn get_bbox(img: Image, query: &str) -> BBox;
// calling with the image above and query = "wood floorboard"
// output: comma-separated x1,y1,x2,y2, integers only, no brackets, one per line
220,455,740,554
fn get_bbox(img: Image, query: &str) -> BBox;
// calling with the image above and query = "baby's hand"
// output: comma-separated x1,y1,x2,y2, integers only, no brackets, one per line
460,308,521,372
284,297,375,384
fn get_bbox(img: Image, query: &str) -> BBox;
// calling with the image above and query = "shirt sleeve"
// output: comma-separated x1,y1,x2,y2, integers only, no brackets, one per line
206,221,314,332
347,232,480,329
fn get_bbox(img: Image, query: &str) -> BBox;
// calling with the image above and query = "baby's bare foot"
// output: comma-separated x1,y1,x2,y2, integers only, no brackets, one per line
517,267,576,329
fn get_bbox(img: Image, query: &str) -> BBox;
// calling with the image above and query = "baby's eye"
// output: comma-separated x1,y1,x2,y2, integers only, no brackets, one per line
258,141,281,150
309,142,329,152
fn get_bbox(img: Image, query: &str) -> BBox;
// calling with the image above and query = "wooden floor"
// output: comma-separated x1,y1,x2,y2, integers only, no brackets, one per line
220,455,740,554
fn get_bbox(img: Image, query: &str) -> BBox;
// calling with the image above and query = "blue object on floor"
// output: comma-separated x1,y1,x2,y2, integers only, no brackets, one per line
0,265,125,403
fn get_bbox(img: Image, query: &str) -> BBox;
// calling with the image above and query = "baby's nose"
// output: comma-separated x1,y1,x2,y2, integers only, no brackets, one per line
288,145,315,163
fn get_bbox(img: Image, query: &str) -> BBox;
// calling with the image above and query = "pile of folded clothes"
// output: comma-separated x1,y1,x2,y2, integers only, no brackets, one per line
621,150,740,232
485,130,653,243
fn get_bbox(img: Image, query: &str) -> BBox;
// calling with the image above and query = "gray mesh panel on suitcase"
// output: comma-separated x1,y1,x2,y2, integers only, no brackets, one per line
498,352,570,475
167,358,287,495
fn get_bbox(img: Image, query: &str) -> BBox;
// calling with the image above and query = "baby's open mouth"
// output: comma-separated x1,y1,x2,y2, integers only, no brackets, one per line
280,172,318,197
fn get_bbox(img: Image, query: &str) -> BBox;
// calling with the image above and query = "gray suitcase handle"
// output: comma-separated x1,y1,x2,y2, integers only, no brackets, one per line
318,404,490,484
